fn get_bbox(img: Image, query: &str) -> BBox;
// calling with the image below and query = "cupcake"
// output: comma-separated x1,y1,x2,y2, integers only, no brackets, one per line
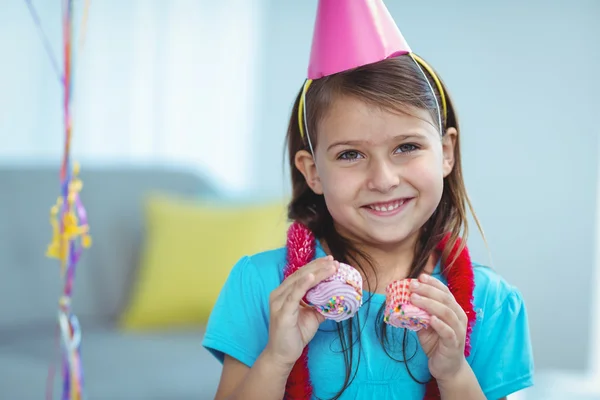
305,263,363,322
384,279,431,331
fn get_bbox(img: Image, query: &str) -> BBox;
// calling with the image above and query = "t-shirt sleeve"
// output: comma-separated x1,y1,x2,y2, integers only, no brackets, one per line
202,255,271,367
469,287,535,399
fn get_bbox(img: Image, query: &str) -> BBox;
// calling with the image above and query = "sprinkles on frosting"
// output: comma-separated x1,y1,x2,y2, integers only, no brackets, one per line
384,279,431,330
311,295,350,315
384,304,430,330
305,265,364,322
307,277,364,316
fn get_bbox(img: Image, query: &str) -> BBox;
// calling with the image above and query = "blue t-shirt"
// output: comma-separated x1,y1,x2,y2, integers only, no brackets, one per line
202,241,534,399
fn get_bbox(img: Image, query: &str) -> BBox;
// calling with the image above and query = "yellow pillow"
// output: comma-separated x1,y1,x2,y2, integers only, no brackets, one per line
119,193,289,331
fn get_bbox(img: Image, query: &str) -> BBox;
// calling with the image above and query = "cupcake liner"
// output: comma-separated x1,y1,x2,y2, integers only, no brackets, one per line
385,279,414,306
384,279,431,331
305,263,363,322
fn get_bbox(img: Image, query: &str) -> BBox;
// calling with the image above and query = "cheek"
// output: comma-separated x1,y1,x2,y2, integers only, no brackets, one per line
319,168,360,205
406,155,445,197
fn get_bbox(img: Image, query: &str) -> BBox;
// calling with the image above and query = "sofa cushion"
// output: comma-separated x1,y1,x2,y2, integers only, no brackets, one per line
119,193,289,330
0,166,215,331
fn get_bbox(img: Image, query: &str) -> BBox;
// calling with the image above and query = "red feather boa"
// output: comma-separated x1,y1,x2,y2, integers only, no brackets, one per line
282,221,476,400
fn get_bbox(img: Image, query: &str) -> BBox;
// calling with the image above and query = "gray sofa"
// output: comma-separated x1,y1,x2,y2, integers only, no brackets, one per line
0,166,223,399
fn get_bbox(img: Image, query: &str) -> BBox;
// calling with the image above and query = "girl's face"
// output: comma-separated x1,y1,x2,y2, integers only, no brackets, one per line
296,95,457,249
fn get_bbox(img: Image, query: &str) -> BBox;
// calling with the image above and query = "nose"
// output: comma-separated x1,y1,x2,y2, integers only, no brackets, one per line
366,158,400,193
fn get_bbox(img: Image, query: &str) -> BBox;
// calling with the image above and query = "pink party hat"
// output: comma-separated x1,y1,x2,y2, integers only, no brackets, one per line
307,0,412,80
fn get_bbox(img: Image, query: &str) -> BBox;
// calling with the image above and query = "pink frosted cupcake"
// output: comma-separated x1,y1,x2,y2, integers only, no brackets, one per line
305,263,363,322
384,279,431,331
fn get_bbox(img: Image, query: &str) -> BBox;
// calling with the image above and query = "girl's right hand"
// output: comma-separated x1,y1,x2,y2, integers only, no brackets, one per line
264,255,339,370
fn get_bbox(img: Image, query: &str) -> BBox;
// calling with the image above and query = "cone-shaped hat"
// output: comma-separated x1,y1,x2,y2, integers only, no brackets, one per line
307,0,411,79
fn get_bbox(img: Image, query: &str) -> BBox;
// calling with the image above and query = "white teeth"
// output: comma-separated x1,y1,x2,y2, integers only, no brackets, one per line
369,200,404,212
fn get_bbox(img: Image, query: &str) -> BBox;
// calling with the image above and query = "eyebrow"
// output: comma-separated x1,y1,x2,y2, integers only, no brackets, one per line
326,133,427,152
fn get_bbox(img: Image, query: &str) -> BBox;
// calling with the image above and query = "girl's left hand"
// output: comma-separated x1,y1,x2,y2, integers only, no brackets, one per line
410,274,468,382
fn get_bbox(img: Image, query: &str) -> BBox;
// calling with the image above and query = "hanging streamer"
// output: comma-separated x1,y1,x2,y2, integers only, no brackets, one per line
24,1,92,399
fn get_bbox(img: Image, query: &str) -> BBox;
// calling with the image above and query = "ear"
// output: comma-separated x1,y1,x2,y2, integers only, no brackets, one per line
442,127,457,177
294,149,323,194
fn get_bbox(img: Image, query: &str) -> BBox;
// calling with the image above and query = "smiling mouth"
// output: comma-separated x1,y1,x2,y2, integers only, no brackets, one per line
364,198,412,212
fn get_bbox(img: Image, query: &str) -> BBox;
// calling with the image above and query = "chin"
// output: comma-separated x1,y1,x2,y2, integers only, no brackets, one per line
364,227,419,248
337,221,419,249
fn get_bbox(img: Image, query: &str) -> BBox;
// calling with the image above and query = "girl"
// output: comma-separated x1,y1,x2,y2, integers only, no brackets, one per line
203,1,534,399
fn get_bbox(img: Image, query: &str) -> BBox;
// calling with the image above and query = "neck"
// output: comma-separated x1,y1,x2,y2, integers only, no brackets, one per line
323,226,438,294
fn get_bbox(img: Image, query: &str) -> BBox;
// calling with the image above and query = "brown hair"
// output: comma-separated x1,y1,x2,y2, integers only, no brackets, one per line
285,54,483,398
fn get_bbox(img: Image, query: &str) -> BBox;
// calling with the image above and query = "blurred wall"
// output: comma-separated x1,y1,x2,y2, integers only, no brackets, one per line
0,0,262,195
253,0,600,372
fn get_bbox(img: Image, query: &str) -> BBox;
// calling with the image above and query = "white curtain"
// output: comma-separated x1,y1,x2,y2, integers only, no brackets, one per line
0,0,263,194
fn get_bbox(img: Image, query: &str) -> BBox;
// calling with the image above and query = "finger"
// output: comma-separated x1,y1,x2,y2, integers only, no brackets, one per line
413,275,467,324
269,288,285,314
309,259,339,286
308,308,326,325
272,256,336,311
284,257,338,295
428,315,461,350
410,278,449,303
410,293,462,335
282,272,317,316
280,261,338,315
285,256,335,287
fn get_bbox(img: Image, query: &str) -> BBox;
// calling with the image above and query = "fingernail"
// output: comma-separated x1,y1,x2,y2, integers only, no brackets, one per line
420,274,429,282
411,293,421,300
410,281,419,289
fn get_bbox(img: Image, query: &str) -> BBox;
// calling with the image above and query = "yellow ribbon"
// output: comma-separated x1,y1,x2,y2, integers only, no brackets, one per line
297,54,448,141
298,79,313,139
410,54,447,121
47,162,92,275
